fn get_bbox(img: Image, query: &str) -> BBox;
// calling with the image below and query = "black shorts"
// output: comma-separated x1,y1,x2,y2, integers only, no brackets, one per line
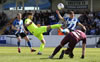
15,32,27,38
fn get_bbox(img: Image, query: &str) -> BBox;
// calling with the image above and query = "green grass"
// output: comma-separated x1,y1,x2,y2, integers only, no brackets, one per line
0,47,100,62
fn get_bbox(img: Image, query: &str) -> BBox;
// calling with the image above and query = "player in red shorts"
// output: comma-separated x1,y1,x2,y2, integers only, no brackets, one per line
49,30,86,59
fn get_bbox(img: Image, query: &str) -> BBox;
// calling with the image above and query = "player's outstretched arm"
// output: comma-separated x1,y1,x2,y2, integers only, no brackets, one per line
81,43,86,59
56,10,64,21
77,22,86,32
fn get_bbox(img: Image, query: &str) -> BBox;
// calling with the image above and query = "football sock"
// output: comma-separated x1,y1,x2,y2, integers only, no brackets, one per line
51,24,62,29
52,45,62,56
17,41,20,48
27,41,32,49
39,43,45,52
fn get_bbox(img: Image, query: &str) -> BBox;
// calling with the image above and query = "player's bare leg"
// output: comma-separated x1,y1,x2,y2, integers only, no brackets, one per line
17,37,21,53
24,36,36,52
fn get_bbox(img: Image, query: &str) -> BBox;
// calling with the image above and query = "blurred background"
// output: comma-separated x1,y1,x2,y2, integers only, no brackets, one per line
0,0,100,35
0,0,100,47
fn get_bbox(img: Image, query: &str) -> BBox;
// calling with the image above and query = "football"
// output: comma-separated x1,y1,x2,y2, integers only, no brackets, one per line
57,3,64,10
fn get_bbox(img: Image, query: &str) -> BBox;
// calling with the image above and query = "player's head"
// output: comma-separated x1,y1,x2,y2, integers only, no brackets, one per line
68,11,74,18
27,12,33,20
17,13,22,20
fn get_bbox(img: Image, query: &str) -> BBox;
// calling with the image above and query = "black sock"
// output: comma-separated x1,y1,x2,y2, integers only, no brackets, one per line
52,45,62,56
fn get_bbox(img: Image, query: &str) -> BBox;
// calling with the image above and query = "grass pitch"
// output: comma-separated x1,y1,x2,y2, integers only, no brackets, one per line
0,47,100,62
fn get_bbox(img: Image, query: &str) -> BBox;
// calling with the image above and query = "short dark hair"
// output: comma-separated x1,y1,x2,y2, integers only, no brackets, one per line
27,12,33,16
68,11,74,14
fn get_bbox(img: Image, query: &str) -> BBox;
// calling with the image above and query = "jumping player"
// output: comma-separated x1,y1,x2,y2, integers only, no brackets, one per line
12,13,36,53
24,12,62,55
49,30,86,59
56,10,86,34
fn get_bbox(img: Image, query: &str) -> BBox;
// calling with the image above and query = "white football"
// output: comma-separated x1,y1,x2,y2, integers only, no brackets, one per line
57,3,64,10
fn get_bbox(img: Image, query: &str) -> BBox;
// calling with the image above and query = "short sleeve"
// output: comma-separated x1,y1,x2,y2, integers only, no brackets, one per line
24,19,29,24
12,20,16,26
64,17,69,21
21,20,23,25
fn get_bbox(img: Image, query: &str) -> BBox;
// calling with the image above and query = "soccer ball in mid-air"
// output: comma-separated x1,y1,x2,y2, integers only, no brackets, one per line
57,3,64,10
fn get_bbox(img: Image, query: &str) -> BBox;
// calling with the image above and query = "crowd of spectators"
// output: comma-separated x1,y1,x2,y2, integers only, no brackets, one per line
0,10,100,35
78,11,100,35
31,10,100,35
0,12,11,35
0,12,8,29
22,11,60,26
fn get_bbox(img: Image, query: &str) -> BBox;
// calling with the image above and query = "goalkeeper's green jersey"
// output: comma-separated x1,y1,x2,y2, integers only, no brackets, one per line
24,18,38,33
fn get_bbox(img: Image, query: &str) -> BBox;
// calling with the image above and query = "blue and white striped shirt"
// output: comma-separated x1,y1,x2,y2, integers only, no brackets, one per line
13,19,24,34
64,17,79,30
